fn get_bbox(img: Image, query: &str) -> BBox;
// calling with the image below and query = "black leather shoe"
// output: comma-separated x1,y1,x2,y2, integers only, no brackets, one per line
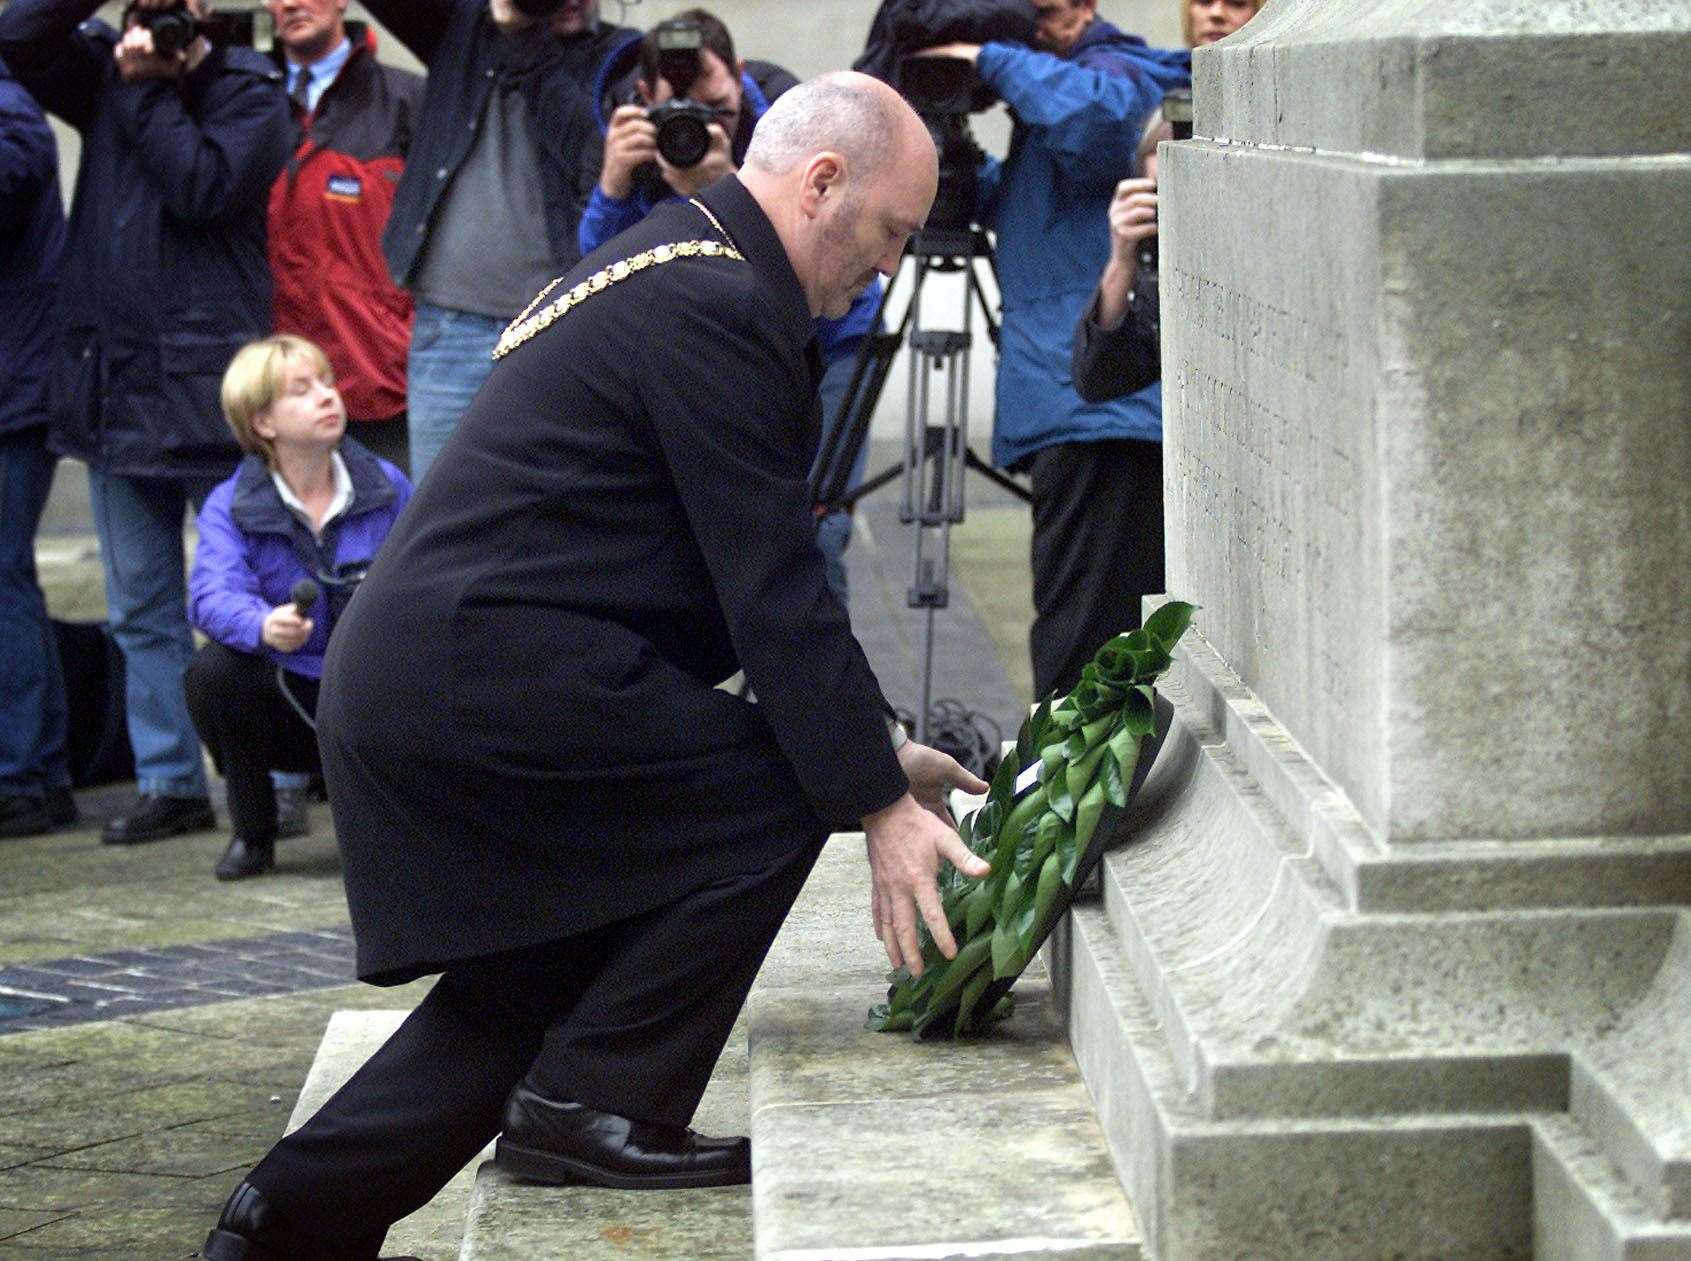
44,785,78,826
215,836,275,881
203,1180,422,1261
0,794,52,839
274,787,309,839
101,794,215,845
496,1081,751,1189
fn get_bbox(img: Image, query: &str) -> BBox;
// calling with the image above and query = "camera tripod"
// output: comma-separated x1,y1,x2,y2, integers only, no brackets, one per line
810,227,1030,744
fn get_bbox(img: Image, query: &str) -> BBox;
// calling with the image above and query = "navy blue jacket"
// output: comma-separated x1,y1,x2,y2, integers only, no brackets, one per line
974,22,1188,467
0,0,290,479
0,56,65,437
365,0,631,291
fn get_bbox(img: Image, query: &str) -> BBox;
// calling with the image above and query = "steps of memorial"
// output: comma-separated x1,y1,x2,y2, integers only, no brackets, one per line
1163,635,1691,916
1055,883,1691,1259
1532,1114,1691,1261
1094,641,1691,1201
455,1016,755,1261
287,1011,483,1260
745,837,1143,1261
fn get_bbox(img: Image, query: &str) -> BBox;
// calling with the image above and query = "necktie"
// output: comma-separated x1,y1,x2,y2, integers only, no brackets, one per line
289,68,311,117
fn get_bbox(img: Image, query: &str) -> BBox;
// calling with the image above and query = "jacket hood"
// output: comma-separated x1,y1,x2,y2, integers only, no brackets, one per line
229,437,399,537
1075,19,1190,87
593,29,642,129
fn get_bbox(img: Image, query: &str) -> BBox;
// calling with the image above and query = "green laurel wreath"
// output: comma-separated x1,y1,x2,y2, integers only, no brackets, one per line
868,600,1195,1040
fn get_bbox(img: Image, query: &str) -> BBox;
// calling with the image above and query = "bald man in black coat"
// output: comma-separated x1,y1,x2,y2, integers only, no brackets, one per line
204,73,989,1261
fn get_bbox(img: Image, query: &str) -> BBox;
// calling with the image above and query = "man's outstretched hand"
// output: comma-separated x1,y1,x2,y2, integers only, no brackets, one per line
863,742,990,977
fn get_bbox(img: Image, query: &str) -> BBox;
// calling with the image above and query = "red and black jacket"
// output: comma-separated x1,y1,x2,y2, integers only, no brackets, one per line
268,40,421,423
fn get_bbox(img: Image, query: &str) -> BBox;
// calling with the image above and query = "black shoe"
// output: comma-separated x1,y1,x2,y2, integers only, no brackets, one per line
101,794,215,845
204,1180,421,1261
0,794,52,839
214,835,275,881
495,1081,751,1189
274,786,309,839
44,785,78,826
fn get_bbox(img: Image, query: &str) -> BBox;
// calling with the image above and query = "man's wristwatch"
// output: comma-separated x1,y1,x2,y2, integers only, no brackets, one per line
887,717,909,752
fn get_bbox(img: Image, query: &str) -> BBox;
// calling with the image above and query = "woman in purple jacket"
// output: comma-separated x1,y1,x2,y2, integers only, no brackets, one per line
187,335,412,880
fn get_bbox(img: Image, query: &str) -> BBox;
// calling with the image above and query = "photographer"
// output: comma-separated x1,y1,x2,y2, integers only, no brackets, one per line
0,54,73,839
913,0,1188,699
0,0,290,847
582,9,881,602
1071,118,1167,405
186,334,411,881
266,0,422,473
363,0,630,480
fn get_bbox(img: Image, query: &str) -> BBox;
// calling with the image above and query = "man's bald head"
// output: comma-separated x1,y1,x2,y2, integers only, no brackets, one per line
740,72,938,320
745,71,930,186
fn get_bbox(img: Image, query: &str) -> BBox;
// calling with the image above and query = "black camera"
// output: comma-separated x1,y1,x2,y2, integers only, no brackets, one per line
1135,89,1192,272
646,98,726,168
132,1,198,57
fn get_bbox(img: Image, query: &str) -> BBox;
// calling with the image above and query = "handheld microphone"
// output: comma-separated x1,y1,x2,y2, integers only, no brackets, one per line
290,578,321,618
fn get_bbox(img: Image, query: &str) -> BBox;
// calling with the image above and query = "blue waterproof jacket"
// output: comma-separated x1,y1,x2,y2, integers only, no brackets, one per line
0,56,65,437
189,438,412,681
974,22,1188,468
0,0,290,479
579,32,878,364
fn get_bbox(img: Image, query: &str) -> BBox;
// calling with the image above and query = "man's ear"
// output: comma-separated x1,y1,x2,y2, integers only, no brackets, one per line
799,151,846,218
634,77,654,105
252,408,276,442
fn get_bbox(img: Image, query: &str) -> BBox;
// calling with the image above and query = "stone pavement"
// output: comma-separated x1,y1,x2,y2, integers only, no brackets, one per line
0,448,1035,1258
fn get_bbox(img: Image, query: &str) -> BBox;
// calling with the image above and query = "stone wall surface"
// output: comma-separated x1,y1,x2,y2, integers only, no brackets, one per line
1062,1,1691,1257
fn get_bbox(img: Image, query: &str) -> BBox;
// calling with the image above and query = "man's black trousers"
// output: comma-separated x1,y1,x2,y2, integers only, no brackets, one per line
1029,437,1165,699
245,838,823,1258
183,641,321,842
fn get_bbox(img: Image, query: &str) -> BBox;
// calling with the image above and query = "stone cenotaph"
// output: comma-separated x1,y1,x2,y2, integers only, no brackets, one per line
1048,2,1691,1257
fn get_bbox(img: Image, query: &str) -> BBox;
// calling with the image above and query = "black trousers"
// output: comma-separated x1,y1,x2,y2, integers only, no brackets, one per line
246,837,822,1258
183,641,320,841
1029,437,1165,699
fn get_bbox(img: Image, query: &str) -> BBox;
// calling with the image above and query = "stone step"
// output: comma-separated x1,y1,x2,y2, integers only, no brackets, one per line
288,1010,484,1261
1053,897,1691,1260
1532,1114,1691,1261
456,1019,754,1261
747,838,1142,1261
1086,678,1691,1208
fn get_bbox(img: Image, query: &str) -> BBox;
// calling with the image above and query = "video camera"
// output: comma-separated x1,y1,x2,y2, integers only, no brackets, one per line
123,1,276,55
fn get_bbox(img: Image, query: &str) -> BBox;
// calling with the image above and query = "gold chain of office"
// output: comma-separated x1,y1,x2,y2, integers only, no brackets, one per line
491,199,745,361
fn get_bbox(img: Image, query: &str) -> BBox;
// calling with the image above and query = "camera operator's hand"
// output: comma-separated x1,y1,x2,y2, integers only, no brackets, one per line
863,789,991,977
1096,176,1157,331
113,23,188,82
261,604,314,654
909,42,982,64
1108,176,1158,265
600,105,658,200
654,120,735,199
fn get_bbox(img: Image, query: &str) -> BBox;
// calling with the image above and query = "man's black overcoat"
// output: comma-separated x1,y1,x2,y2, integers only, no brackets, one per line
318,176,910,985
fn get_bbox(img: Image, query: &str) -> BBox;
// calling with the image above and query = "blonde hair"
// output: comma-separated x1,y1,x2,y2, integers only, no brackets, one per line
1181,0,1264,48
219,334,334,464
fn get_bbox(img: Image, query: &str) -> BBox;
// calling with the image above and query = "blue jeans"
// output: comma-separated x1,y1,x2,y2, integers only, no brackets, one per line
0,427,70,797
88,469,220,799
407,303,505,484
813,350,872,605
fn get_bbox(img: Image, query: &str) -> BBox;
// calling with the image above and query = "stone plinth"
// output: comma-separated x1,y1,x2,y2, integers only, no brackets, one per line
1051,3,1691,1258
1164,4,1691,846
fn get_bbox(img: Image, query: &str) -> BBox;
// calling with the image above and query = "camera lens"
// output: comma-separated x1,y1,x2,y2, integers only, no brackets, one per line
655,111,711,168
141,7,197,56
